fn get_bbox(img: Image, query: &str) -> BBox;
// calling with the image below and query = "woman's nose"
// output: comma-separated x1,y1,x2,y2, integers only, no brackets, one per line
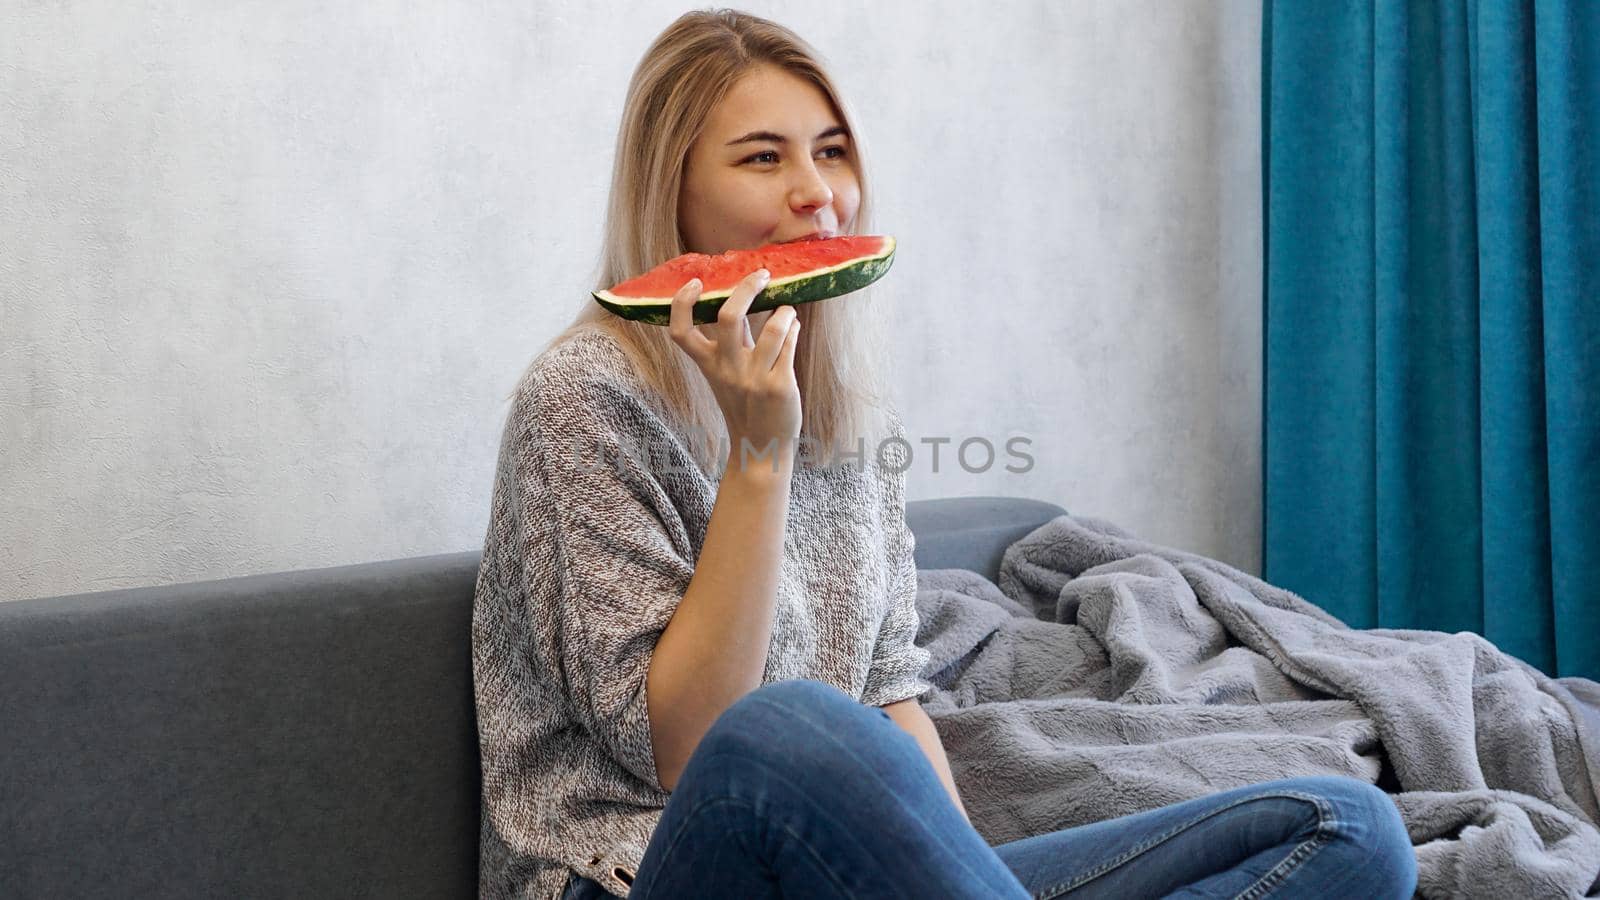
790,162,833,211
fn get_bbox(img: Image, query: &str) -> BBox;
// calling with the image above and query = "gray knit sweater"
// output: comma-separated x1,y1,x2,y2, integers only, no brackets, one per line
471,329,935,900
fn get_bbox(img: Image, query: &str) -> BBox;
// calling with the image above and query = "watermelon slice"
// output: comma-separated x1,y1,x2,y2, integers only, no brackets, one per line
592,234,896,326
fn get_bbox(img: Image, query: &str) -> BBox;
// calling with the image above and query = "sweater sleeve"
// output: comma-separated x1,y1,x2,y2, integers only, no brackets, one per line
514,367,697,795
859,413,936,708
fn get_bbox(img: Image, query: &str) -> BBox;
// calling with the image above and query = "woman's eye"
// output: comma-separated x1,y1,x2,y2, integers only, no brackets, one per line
746,146,847,165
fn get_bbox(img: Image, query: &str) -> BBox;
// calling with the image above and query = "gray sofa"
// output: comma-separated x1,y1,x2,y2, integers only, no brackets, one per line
1,495,1068,899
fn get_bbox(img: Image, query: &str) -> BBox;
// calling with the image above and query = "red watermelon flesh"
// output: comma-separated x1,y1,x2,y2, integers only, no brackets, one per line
610,235,890,300
592,234,896,326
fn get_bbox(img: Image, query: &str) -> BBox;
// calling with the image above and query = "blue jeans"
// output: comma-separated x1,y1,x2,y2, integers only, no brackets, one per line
562,679,1417,899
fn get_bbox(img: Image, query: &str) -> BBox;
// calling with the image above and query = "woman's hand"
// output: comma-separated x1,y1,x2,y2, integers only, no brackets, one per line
667,268,802,472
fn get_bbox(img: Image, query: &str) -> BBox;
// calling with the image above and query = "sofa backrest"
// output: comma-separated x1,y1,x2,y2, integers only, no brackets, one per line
0,495,1065,899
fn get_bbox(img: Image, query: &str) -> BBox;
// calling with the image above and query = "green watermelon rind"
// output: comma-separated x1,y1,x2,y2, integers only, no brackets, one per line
591,236,896,326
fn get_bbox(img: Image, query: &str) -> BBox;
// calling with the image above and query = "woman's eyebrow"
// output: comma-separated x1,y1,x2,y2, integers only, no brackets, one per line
726,125,850,146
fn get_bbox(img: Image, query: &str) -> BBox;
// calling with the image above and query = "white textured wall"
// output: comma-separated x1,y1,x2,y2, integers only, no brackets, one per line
0,0,1262,601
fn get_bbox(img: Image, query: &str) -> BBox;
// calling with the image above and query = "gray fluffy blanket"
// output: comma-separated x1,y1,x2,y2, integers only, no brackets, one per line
914,513,1600,899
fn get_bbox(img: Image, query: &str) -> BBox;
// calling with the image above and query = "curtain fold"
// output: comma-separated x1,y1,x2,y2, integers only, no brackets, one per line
1262,0,1598,679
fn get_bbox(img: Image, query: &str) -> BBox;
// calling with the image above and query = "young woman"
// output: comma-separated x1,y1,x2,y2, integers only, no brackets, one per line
471,9,1419,900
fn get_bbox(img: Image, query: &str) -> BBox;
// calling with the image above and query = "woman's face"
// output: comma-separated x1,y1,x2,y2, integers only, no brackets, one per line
678,63,862,331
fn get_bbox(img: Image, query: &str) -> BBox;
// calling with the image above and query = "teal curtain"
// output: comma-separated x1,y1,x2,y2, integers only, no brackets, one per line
1262,0,1599,680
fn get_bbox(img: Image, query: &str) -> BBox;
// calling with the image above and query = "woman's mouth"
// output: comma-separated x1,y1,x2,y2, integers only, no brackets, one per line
778,231,835,244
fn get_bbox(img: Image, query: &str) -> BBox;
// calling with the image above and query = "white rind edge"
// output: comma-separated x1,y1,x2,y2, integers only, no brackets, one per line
593,235,896,309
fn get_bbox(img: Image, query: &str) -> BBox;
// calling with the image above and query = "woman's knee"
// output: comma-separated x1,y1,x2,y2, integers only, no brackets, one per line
1292,775,1405,829
1281,775,1417,886
750,677,856,710
695,678,872,764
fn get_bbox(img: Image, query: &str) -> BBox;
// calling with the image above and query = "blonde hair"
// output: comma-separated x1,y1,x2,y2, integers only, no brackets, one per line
507,7,895,475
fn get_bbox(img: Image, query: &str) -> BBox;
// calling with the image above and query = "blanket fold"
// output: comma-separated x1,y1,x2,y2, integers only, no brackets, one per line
917,513,1600,899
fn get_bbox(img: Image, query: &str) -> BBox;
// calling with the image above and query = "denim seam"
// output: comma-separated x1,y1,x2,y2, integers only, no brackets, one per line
1031,789,1333,900
636,793,851,900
